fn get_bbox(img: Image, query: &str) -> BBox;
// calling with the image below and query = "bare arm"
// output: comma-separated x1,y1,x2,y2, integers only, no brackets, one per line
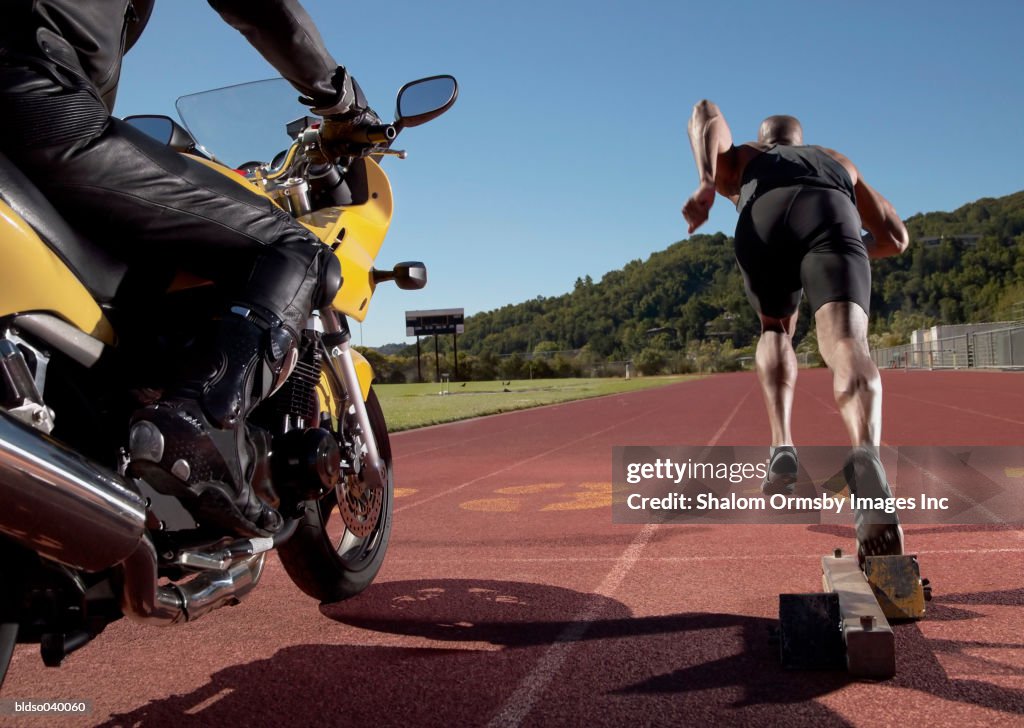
855,177,910,258
818,147,909,259
689,100,735,187
682,100,739,234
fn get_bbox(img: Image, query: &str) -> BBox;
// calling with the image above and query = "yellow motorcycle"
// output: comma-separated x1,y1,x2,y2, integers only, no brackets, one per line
0,74,457,683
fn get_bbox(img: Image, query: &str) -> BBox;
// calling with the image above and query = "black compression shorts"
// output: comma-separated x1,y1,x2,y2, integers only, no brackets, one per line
734,185,870,319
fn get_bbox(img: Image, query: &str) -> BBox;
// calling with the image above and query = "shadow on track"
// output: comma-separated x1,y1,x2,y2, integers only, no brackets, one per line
99,579,1024,727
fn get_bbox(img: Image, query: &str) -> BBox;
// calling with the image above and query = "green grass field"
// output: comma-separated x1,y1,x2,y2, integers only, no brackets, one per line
374,375,702,431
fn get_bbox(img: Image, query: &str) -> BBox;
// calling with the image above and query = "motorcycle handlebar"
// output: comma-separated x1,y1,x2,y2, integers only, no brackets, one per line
345,124,398,144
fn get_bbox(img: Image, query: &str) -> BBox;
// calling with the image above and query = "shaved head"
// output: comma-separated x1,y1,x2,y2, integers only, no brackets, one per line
758,115,803,146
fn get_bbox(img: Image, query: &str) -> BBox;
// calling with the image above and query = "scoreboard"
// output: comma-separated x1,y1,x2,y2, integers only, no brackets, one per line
406,308,465,336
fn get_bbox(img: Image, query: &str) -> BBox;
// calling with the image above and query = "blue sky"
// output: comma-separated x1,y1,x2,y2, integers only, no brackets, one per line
116,0,1024,347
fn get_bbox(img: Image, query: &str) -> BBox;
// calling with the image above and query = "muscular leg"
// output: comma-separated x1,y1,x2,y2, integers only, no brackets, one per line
734,187,805,451
813,302,882,447
755,311,799,447
733,187,805,493
815,300,900,557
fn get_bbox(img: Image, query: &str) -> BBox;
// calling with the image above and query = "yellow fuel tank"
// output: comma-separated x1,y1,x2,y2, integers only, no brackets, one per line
0,200,114,343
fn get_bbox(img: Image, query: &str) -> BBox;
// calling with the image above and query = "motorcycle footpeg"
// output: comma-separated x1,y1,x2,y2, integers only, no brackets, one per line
177,532,282,571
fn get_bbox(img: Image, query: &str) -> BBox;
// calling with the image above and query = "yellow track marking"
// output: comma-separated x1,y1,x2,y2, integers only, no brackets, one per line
496,483,564,495
460,497,522,512
542,482,612,511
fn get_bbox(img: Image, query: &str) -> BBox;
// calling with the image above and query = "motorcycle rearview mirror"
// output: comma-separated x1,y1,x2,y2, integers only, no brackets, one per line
123,114,200,154
394,75,458,130
372,262,427,290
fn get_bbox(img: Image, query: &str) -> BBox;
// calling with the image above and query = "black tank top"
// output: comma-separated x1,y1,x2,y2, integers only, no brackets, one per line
736,145,856,212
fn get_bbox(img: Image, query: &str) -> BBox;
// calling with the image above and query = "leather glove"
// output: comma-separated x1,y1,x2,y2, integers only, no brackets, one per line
319,103,385,158
302,68,385,158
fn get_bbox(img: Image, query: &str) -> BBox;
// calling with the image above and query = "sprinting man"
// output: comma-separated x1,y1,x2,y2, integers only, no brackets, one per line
682,101,909,559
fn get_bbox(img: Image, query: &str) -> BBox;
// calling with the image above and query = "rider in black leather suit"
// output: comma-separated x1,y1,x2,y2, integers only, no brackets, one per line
0,1,378,535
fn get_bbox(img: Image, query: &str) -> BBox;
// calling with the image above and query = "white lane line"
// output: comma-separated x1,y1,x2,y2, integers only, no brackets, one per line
888,392,1024,427
913,547,1024,555
486,524,659,728
393,427,517,460
183,688,235,716
388,546,1024,566
486,383,754,727
708,386,755,447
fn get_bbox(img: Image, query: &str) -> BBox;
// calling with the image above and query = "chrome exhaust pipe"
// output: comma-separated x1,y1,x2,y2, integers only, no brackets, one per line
0,409,265,625
119,536,265,625
0,409,146,572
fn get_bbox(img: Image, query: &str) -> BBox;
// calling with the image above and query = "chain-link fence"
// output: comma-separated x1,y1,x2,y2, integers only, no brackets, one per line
871,324,1024,370
970,325,1024,368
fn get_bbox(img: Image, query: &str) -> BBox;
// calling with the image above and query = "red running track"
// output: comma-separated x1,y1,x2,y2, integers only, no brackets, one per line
3,369,1024,726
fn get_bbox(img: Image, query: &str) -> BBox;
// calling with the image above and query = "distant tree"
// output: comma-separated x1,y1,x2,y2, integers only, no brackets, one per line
636,347,667,376
474,351,500,381
499,354,526,381
533,340,561,356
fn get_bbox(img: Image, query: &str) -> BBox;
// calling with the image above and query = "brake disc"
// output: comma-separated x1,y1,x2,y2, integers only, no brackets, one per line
337,472,382,538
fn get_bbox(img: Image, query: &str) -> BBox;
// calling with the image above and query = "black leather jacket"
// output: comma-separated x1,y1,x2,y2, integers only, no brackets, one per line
3,0,348,113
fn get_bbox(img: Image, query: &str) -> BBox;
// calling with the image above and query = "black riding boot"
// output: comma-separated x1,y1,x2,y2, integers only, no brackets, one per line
128,307,300,537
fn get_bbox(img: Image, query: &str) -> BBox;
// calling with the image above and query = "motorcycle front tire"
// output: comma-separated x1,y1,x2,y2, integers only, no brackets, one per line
277,389,393,603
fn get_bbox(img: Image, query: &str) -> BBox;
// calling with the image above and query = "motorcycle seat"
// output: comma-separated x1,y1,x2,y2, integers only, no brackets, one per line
0,151,128,304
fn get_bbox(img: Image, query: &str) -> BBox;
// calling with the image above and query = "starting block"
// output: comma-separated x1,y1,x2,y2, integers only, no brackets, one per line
778,550,929,679
862,554,929,620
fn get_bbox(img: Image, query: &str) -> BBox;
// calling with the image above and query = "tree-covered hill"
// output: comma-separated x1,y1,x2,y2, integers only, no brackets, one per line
456,233,756,359
871,190,1024,338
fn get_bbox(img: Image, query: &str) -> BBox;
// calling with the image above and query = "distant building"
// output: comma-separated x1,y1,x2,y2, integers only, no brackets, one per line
917,234,982,248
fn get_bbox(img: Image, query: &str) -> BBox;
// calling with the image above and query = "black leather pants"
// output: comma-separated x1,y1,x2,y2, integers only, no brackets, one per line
0,61,328,335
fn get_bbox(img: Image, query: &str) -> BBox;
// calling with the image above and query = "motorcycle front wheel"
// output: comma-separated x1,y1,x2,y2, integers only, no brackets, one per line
277,389,393,603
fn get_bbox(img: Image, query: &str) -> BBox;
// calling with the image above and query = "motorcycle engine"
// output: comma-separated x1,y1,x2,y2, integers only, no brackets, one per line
257,339,321,430
253,337,341,505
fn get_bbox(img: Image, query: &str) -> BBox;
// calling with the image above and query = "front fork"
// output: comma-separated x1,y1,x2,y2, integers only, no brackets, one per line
318,309,387,491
